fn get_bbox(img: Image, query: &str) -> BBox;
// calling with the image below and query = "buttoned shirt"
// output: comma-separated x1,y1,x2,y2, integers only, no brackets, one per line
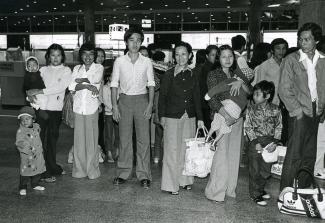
299,49,321,102
111,52,155,95
253,57,281,105
40,65,72,111
69,63,103,115
244,103,282,142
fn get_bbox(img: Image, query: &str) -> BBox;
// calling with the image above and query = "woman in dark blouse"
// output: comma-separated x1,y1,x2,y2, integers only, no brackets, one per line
205,45,251,202
159,41,204,195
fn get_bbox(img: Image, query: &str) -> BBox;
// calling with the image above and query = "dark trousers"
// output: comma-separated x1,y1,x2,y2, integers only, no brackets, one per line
202,107,211,130
248,136,274,198
36,110,63,177
104,115,119,158
280,106,319,190
153,124,163,160
19,174,41,190
98,108,105,152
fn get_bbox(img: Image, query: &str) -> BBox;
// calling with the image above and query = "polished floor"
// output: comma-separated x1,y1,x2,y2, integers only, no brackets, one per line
0,113,320,223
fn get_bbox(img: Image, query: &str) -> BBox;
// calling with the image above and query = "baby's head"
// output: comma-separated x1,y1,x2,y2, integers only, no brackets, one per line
25,56,39,72
18,106,35,128
253,80,275,105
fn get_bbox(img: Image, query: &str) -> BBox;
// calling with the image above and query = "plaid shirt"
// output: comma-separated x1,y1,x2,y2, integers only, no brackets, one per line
244,103,282,142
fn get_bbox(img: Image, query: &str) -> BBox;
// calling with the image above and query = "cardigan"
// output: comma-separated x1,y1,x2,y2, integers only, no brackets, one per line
158,68,203,120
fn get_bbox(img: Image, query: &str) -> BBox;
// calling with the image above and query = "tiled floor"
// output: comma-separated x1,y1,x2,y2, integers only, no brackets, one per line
0,116,321,223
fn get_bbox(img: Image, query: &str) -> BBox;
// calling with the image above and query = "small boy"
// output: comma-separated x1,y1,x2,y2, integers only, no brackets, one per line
244,80,282,206
205,68,251,144
23,56,48,119
15,106,46,196
101,67,119,163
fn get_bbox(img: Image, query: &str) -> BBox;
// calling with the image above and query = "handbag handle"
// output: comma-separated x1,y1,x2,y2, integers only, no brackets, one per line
293,168,323,202
195,126,208,140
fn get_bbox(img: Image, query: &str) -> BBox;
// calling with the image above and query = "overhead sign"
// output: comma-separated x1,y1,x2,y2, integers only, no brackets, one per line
142,19,152,28
109,24,129,41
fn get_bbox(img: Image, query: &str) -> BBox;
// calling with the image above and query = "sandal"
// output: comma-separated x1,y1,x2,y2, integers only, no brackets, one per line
41,176,56,183
171,191,179,195
182,185,192,190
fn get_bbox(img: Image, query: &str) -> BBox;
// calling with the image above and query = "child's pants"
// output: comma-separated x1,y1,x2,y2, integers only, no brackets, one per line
19,174,41,190
248,136,274,198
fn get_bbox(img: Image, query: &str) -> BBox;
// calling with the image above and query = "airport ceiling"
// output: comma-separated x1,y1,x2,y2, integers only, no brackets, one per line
0,0,300,14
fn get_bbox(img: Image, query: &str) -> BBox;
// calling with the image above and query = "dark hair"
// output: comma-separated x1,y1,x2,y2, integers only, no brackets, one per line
79,42,97,64
249,42,271,69
231,35,246,51
253,80,275,103
45,43,66,65
205,45,219,56
218,44,237,71
317,35,325,54
124,27,144,43
139,46,149,53
271,38,288,51
152,51,165,62
298,23,322,42
124,48,128,55
195,49,206,65
95,47,106,61
172,41,194,65
148,43,159,58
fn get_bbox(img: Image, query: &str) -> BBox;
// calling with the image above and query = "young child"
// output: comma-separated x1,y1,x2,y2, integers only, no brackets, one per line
244,80,282,206
15,106,46,196
205,68,251,144
101,66,119,163
23,56,48,119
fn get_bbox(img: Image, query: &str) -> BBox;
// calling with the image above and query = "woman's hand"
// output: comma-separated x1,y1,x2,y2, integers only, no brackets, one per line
143,104,153,120
228,80,243,96
197,120,205,129
160,117,166,128
86,85,99,96
75,78,90,84
112,106,120,122
219,107,236,126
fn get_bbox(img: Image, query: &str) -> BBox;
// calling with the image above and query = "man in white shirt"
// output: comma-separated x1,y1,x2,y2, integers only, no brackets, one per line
279,23,325,190
111,28,155,189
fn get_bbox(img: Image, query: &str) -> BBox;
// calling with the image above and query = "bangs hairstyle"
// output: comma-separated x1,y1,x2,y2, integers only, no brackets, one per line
271,38,288,51
205,45,219,56
298,22,323,42
124,27,144,43
45,43,66,65
253,80,275,103
79,43,97,64
231,35,246,51
172,41,194,65
95,47,106,60
218,44,237,70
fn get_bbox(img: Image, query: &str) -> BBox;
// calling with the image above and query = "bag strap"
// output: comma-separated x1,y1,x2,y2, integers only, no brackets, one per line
195,126,208,140
293,168,323,202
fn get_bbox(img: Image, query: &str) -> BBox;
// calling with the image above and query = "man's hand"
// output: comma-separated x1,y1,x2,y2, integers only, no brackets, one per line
160,117,166,128
143,104,153,120
296,111,303,120
112,106,120,122
197,120,205,129
255,143,263,153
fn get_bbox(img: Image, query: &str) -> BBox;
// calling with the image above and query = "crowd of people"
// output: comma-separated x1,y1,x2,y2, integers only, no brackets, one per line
15,22,325,210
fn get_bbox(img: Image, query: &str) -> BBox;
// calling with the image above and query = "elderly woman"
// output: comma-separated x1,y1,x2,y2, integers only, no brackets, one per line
205,45,251,203
69,43,104,180
159,41,204,195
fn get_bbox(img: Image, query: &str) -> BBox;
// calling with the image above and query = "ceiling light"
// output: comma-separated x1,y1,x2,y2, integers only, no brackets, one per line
191,12,195,15
163,17,166,20
123,20,125,22
45,10,49,13
68,21,71,23
228,20,231,22
79,9,82,12
113,16,117,19
182,0,186,2
126,5,129,8
100,2,104,5
124,14,127,16
62,15,65,17
227,11,231,14
227,0,230,2
33,1,37,3
133,18,136,20
140,1,144,4
164,4,168,7
145,15,147,18
14,11,18,14
228,16,231,19
157,13,160,15
268,4,280,7
149,8,153,10
20,8,24,11
195,16,198,19
187,7,190,10
62,3,66,7
33,16,36,18
37,23,40,26
53,7,57,10
227,6,230,8
198,21,201,23
26,4,30,7
177,15,180,17
169,21,172,23
205,3,209,6
210,14,213,17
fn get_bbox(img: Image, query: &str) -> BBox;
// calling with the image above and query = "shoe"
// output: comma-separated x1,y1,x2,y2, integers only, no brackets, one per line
113,177,126,185
61,170,67,175
251,196,267,206
98,146,105,163
171,191,179,195
107,151,114,163
33,186,45,191
140,179,150,189
182,185,192,190
19,189,27,196
261,191,271,200
153,157,159,164
68,146,74,164
40,176,56,183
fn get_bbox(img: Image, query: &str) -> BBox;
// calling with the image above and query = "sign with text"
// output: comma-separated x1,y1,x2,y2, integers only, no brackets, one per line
109,24,129,41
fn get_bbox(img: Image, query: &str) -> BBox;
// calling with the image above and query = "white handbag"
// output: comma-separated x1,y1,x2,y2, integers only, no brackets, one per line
278,168,325,219
183,127,215,178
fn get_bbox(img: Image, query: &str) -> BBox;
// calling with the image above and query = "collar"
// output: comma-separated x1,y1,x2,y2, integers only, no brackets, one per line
299,49,325,62
81,62,95,71
125,52,142,62
49,64,64,69
234,51,247,57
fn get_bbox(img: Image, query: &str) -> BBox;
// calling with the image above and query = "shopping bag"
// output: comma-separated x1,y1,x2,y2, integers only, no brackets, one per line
278,168,325,219
62,92,74,128
183,127,215,178
271,146,287,176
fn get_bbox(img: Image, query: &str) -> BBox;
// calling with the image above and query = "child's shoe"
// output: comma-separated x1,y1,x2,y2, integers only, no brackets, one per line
19,189,27,196
107,151,114,163
33,186,45,191
261,191,271,200
251,196,267,206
